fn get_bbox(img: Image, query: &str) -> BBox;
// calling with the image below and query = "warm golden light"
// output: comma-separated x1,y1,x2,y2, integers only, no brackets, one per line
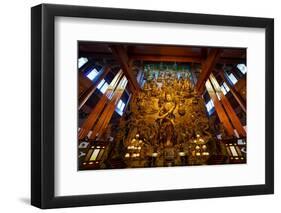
179,152,186,156
152,152,158,157
125,153,130,158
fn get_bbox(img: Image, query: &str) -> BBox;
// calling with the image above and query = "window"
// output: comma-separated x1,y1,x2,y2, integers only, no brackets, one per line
96,79,110,94
86,68,99,81
90,149,100,161
220,82,230,95
100,82,109,94
116,100,126,116
223,82,230,92
237,64,247,74
229,145,238,157
117,100,126,112
97,79,105,90
78,57,88,68
228,73,238,85
205,100,214,115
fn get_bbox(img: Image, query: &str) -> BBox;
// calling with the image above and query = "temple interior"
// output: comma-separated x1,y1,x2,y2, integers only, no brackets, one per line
78,43,247,170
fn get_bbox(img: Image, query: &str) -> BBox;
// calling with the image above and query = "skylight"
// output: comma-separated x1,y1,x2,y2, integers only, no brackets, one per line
97,79,105,90
205,100,214,115
86,68,99,81
78,57,88,68
117,100,126,112
116,100,126,116
237,64,247,74
100,82,109,94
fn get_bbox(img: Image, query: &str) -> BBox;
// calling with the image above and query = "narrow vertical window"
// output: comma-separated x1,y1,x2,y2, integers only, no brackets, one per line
221,82,230,95
100,82,109,94
97,79,105,90
228,73,238,85
116,100,126,116
205,100,214,115
223,82,230,92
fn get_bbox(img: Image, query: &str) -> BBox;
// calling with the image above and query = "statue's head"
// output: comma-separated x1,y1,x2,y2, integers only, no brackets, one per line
166,93,172,102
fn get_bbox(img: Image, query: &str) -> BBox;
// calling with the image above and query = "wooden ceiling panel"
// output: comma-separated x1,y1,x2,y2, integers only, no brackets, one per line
127,45,201,57
78,43,246,65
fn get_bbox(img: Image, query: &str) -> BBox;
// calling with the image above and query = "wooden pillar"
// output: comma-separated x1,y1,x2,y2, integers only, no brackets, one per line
219,71,246,113
90,76,128,139
78,70,123,139
78,66,111,109
196,48,221,94
110,45,140,92
205,79,235,136
209,73,246,137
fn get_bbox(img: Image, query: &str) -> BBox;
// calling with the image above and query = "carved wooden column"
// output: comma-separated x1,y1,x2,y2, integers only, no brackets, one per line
78,70,123,140
205,79,235,136
209,73,246,137
79,66,111,109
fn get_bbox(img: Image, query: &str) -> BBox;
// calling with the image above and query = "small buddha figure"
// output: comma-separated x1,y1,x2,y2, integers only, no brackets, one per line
150,82,159,97
137,93,147,113
143,82,152,95
177,99,186,116
159,93,175,115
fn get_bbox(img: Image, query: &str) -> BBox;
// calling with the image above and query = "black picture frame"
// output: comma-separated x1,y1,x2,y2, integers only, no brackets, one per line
31,3,274,209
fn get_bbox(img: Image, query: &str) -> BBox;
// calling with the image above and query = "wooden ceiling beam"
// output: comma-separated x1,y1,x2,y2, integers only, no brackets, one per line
109,45,140,92
209,73,246,137
130,54,202,63
78,66,111,110
219,57,246,65
78,70,123,140
80,52,245,65
195,48,221,94
205,79,235,136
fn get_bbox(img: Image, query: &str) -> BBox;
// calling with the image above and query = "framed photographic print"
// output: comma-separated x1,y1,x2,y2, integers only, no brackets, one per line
31,3,274,209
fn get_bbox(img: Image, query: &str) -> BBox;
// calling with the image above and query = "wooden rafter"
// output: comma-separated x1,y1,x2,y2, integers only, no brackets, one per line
90,76,128,139
196,48,221,94
205,79,235,136
129,55,202,63
78,66,111,109
78,70,123,140
209,73,246,137
109,45,140,92
218,70,246,113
